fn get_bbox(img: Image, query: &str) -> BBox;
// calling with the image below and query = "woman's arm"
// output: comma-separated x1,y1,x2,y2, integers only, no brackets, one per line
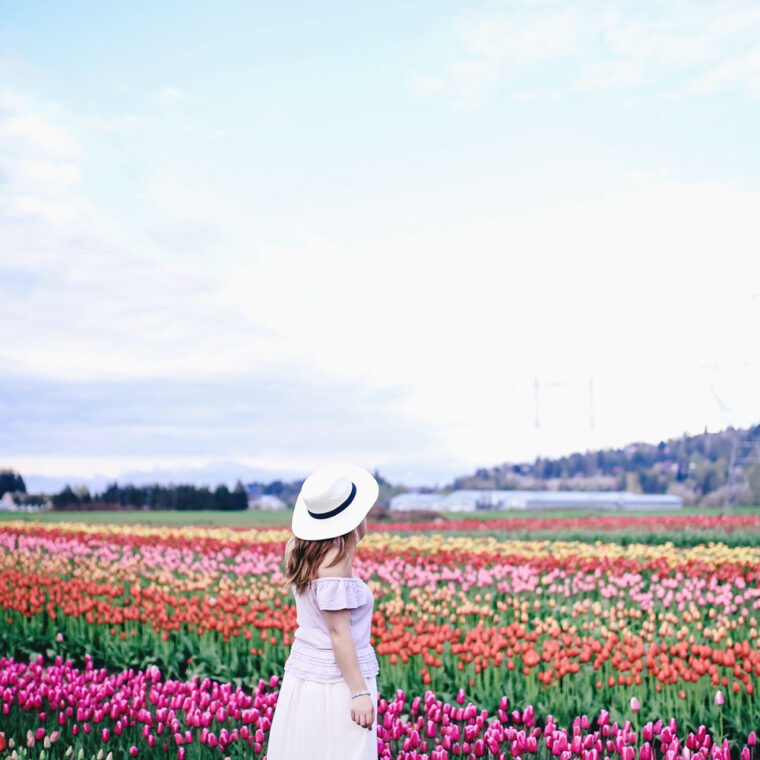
321,608,375,729
317,548,374,729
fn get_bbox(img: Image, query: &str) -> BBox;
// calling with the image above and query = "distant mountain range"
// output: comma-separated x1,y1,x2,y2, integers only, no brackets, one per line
18,455,470,496
21,461,303,495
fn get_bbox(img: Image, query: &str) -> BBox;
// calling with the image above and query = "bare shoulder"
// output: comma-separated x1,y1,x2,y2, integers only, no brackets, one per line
315,540,354,578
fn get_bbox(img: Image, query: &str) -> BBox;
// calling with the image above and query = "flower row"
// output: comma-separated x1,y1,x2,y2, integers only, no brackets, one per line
0,654,756,760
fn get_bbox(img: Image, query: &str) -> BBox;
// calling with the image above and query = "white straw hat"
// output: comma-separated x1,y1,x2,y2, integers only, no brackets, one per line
291,464,379,541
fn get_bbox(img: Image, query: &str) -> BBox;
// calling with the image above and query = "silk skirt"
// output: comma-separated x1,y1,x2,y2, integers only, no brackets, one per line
266,672,378,759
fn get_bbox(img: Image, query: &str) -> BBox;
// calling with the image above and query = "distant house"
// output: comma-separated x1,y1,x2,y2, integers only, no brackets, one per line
0,492,52,512
250,494,287,510
390,489,683,512
245,485,287,510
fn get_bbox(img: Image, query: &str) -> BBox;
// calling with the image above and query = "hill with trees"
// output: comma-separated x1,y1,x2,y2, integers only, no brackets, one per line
448,424,760,506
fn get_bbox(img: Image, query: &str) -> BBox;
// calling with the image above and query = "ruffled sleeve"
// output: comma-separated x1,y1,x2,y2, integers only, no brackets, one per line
314,577,367,611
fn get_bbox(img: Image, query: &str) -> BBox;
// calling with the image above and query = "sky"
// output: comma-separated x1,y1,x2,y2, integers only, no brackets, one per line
2,0,760,489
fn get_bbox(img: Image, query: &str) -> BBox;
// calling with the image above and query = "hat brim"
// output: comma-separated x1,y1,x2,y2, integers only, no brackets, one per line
291,464,379,541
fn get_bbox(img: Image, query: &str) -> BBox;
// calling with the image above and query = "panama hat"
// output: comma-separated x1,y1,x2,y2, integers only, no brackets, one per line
291,464,379,541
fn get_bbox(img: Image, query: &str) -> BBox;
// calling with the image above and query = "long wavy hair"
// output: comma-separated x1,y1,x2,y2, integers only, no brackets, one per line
284,529,358,595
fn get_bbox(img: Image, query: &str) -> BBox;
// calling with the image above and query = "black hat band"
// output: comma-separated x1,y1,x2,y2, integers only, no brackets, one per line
308,482,357,520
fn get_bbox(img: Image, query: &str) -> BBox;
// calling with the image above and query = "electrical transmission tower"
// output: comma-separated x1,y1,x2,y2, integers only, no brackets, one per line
724,431,760,508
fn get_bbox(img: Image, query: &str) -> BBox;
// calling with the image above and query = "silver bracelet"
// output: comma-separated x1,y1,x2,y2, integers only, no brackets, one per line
351,690,371,700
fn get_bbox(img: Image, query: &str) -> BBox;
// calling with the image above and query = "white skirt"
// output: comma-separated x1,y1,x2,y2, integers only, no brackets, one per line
266,672,378,760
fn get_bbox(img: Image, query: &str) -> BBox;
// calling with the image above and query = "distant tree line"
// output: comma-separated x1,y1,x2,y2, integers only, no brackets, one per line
50,481,249,511
0,470,400,512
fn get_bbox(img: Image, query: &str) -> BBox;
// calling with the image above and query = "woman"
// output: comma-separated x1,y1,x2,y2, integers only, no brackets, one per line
266,464,380,759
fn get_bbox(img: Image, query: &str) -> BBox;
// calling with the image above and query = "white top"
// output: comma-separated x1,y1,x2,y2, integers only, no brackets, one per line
283,576,380,684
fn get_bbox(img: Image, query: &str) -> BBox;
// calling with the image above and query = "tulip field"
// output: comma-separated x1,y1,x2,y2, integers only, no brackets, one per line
1,513,760,759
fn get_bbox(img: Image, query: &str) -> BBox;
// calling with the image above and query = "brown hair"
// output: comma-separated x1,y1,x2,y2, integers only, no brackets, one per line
283,530,358,595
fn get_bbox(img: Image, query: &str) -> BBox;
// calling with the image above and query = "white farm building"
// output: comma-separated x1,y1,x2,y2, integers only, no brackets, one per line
389,490,683,512
245,485,287,510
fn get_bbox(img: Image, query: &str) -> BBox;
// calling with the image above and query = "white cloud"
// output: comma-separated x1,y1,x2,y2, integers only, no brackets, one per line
0,113,80,160
10,195,88,224
449,58,503,107
568,58,645,93
688,45,760,96
408,71,448,97
417,0,760,106
434,6,588,106
158,86,185,102
0,91,278,383
81,113,152,131
460,8,585,64
13,159,81,189
0,94,91,228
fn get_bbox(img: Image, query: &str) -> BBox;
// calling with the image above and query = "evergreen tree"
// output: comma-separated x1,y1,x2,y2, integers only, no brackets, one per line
0,470,26,497
214,484,232,510
52,485,80,509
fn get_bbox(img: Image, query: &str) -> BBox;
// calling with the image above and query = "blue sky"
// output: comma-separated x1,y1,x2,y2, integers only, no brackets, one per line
1,0,759,487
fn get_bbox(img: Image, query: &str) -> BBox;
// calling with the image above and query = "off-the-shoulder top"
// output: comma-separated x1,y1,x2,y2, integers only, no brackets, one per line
283,576,380,684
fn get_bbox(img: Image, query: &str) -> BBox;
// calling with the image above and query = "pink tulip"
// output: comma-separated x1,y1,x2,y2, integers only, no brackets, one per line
630,698,640,713
714,691,724,706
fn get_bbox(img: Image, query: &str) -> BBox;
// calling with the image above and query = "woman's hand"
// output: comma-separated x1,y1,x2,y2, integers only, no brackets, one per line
350,693,375,730
322,608,375,730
